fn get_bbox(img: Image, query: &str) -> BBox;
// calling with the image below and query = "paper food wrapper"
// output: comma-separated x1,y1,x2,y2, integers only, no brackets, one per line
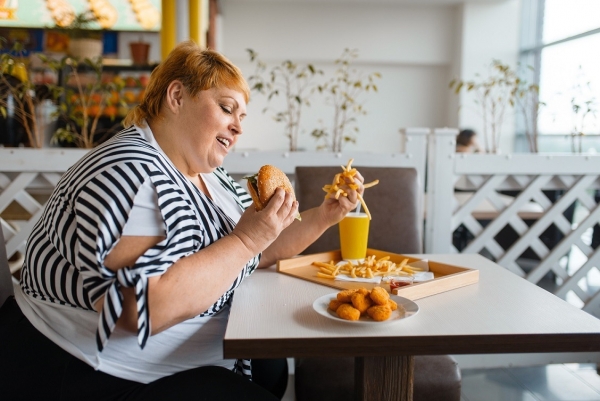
412,271,435,282
334,259,434,284
334,275,382,284
400,259,434,282
334,259,382,283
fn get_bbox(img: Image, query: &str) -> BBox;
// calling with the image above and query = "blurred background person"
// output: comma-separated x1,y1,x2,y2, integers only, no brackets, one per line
456,129,483,153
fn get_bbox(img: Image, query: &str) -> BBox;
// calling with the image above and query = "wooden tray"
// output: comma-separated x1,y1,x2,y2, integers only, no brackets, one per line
276,248,479,300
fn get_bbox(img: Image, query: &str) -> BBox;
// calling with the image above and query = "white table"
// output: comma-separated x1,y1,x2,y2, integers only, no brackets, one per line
224,254,600,401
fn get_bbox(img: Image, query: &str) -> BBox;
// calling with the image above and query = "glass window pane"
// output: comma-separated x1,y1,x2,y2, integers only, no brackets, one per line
543,0,600,43
520,0,541,49
538,33,600,136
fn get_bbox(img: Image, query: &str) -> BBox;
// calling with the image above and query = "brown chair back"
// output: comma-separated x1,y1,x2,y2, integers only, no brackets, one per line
295,166,423,255
0,229,14,306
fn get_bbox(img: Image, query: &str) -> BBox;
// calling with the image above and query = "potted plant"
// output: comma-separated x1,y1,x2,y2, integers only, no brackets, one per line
247,49,323,152
0,39,52,148
129,36,151,66
450,60,544,154
567,66,597,154
53,11,103,60
311,48,381,152
513,65,544,154
40,54,125,148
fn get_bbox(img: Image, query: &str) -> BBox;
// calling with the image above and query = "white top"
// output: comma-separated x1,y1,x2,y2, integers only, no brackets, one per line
121,127,243,236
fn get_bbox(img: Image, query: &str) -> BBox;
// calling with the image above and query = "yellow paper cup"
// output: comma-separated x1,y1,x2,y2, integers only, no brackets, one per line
339,212,370,261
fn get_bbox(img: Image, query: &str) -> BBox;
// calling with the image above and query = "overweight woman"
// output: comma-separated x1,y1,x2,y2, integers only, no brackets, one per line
0,41,363,400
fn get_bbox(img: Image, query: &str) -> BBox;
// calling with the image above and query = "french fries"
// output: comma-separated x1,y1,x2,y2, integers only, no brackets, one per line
322,159,379,220
313,255,423,280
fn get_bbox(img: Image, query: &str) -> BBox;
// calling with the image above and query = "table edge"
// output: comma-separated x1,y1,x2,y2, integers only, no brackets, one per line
223,333,600,359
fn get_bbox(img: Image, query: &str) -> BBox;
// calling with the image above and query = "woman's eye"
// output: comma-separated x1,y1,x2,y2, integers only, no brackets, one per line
220,105,232,114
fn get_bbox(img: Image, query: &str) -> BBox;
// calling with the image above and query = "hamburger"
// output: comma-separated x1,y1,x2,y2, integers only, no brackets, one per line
245,165,301,221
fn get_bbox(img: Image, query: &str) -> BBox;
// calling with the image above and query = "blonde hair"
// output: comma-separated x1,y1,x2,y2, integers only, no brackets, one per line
123,41,250,127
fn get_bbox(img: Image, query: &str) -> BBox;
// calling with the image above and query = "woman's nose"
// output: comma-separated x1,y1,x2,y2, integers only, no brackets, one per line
230,119,243,135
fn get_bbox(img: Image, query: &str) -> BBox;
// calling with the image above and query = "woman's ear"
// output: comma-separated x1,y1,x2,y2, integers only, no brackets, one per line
165,80,184,114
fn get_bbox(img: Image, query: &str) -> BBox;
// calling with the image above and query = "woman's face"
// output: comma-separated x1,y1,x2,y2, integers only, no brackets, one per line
178,86,246,174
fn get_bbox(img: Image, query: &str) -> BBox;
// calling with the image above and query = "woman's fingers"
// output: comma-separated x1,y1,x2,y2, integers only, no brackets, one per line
338,193,357,211
262,188,298,224
233,189,296,255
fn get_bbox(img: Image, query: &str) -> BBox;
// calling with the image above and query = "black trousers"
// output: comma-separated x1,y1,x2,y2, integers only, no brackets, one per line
0,297,287,401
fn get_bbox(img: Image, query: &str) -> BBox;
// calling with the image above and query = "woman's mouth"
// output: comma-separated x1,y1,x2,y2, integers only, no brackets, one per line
216,137,230,149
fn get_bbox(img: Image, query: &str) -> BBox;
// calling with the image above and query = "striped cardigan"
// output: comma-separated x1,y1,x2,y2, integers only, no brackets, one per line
21,127,259,368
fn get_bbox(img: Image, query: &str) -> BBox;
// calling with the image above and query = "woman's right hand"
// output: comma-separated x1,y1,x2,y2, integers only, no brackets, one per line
232,188,299,256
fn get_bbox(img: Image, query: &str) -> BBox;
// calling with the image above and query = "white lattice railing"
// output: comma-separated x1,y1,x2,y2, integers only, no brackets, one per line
426,129,600,319
425,129,600,368
0,148,88,273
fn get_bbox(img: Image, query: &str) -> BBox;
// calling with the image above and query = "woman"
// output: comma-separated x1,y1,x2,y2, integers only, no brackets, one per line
456,129,483,153
0,41,363,400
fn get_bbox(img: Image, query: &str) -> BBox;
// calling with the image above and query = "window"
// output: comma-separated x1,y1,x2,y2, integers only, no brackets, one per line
518,0,600,152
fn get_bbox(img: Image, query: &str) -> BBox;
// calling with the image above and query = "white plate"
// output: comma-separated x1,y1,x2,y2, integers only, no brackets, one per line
312,292,419,326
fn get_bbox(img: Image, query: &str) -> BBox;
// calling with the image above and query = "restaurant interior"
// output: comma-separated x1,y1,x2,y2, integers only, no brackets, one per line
1,0,600,400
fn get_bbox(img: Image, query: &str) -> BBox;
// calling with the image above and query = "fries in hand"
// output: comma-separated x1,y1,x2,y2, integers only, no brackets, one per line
322,159,379,220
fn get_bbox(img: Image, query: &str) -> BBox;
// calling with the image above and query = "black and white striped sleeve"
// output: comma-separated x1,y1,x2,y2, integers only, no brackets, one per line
74,161,203,351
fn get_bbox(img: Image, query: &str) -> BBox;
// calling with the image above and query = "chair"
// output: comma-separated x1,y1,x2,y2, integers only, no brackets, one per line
0,228,14,308
293,166,461,401
295,166,423,256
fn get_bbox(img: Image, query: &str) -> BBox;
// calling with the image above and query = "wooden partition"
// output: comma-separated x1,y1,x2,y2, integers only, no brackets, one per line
424,129,600,369
425,129,600,318
0,148,88,273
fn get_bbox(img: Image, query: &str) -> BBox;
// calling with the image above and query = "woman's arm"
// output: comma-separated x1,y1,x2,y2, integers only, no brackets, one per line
95,188,298,335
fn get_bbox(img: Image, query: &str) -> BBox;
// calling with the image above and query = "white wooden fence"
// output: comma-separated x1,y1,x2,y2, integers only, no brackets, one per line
424,129,600,368
426,129,600,320
0,148,87,273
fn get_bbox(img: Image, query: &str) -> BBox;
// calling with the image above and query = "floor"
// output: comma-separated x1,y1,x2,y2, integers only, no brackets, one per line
460,363,600,401
281,363,600,401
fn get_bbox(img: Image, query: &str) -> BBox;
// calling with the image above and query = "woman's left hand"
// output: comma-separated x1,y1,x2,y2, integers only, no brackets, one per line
317,171,365,227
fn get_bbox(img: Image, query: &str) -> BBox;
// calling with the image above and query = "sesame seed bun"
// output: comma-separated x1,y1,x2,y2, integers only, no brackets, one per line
246,165,300,220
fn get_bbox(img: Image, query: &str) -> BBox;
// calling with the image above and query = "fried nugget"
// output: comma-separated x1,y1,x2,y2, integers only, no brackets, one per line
351,292,373,315
370,286,390,305
336,303,360,321
328,299,346,312
367,305,392,321
337,289,358,303
356,288,369,295
388,298,398,311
